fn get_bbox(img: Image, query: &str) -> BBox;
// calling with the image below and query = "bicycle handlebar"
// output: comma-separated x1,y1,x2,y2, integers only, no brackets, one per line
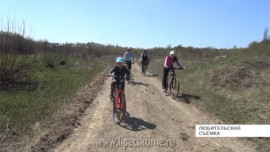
170,67,185,70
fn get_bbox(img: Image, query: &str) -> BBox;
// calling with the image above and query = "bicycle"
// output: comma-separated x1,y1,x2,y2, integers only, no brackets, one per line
142,60,149,76
168,67,184,99
123,61,134,82
109,75,129,124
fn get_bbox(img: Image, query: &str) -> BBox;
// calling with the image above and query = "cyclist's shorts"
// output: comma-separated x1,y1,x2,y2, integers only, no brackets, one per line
125,61,132,70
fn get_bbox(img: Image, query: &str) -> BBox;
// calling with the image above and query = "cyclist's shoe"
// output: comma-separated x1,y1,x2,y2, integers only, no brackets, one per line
109,93,113,101
163,89,167,93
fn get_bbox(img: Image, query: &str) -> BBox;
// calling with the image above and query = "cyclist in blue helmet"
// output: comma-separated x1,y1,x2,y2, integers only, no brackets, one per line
108,57,131,99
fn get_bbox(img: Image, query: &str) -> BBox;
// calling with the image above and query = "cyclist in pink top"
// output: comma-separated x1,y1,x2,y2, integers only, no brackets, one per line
162,50,184,93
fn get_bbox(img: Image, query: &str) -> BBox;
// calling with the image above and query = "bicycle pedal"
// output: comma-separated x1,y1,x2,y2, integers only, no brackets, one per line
119,114,124,119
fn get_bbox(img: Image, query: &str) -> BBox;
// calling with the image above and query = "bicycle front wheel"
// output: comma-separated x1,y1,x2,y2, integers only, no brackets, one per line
142,64,146,75
113,93,126,124
169,77,180,99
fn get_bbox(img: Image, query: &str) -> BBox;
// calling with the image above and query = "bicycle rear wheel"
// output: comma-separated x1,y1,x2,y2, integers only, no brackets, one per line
113,92,126,124
169,77,180,99
142,64,146,75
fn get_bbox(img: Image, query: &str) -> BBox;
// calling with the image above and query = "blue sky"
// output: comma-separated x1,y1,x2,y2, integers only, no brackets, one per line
1,0,269,49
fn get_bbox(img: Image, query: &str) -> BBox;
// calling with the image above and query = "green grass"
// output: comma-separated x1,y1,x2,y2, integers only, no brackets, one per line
0,55,105,136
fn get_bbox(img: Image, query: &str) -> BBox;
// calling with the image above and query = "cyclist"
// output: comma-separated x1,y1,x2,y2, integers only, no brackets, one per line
140,50,150,75
109,57,131,99
162,50,184,93
123,47,135,78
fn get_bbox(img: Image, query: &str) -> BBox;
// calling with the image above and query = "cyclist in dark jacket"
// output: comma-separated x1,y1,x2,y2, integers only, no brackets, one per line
109,57,130,99
140,50,151,75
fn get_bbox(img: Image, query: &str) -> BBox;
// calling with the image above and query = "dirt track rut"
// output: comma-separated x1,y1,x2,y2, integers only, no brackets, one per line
54,64,256,152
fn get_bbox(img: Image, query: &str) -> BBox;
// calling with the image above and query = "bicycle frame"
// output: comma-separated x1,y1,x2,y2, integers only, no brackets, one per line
115,89,125,109
168,67,182,98
169,68,176,79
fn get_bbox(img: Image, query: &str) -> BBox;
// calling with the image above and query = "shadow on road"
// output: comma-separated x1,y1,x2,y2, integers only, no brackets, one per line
119,112,156,131
175,93,201,104
129,81,150,86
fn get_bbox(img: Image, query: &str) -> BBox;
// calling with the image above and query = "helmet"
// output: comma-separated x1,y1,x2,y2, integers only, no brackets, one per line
170,50,175,55
116,57,123,63
127,47,132,51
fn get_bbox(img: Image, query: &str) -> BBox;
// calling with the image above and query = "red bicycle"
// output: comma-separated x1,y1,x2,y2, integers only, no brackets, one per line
109,75,128,124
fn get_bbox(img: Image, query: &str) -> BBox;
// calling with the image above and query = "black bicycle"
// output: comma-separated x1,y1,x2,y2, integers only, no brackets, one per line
168,67,184,99
142,60,149,76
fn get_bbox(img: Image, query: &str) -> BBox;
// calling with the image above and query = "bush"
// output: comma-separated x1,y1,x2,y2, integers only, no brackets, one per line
41,52,65,68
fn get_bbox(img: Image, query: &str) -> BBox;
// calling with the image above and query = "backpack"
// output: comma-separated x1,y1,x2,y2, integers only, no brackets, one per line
142,52,149,60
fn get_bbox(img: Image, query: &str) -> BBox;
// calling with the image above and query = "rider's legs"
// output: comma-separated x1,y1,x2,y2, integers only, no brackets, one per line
145,65,148,76
141,60,148,75
141,60,144,74
110,80,117,98
126,61,132,70
162,67,170,92
126,61,133,79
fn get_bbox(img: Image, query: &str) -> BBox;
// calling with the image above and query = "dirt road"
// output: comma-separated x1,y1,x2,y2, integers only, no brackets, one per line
54,64,256,152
